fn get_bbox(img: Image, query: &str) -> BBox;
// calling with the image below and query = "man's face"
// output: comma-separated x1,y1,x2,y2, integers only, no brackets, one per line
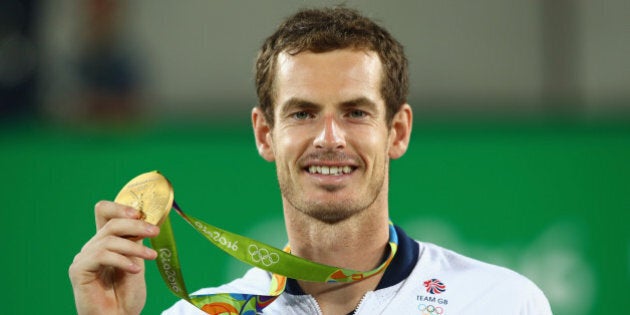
254,49,408,223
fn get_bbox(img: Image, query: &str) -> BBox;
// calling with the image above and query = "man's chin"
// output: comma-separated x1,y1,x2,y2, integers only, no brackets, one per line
317,183,346,193
302,207,358,224
296,199,363,224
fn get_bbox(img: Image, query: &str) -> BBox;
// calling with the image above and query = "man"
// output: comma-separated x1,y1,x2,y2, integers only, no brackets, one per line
69,7,552,315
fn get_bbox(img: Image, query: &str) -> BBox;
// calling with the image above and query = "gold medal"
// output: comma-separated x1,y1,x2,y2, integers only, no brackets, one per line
114,171,174,226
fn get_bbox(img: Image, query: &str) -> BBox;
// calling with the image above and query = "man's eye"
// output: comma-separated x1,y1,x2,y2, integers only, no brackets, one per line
292,111,311,120
349,110,366,118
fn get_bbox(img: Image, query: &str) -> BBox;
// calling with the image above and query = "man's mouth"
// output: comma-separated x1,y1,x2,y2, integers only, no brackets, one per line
307,165,355,176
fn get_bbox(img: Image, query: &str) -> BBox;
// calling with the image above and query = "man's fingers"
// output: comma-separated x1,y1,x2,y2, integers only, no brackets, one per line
94,200,141,230
101,235,158,260
93,217,160,244
71,248,142,279
71,233,158,284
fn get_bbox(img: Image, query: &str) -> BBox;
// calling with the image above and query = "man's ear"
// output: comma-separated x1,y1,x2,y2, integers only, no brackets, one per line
252,107,275,162
388,104,413,159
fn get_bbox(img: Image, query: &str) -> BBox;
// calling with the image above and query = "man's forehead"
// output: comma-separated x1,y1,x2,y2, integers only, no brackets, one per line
274,49,382,85
271,49,384,112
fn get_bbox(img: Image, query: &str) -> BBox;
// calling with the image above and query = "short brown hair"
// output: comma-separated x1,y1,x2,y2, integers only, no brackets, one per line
255,7,409,127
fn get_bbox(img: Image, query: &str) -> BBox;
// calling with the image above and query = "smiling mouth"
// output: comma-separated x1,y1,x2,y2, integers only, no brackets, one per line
307,165,355,176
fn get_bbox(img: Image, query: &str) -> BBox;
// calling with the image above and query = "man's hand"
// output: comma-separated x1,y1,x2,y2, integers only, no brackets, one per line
69,201,160,315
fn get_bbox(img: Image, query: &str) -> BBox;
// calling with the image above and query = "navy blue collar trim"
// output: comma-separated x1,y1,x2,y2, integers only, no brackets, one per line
284,225,419,295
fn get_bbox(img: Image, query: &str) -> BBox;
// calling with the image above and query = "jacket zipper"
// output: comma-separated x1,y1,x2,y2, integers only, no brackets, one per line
311,296,324,315
353,293,369,314
310,292,370,315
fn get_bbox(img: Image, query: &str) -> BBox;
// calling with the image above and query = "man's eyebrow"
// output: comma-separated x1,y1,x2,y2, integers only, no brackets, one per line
340,97,378,111
278,97,379,116
278,98,320,115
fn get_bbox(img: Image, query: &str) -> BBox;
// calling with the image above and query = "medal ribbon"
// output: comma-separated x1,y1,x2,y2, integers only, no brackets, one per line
150,201,399,315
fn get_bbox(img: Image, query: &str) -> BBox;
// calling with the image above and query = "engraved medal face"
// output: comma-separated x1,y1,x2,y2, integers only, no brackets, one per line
114,171,174,226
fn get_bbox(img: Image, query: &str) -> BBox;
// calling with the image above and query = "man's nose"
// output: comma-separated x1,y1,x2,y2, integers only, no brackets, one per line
313,115,346,150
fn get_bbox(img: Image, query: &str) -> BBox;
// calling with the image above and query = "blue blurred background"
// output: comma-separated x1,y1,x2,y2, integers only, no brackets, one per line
1,1,629,314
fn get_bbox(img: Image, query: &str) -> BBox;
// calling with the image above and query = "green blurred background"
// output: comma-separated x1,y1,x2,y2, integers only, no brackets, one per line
2,118,628,314
1,1,629,314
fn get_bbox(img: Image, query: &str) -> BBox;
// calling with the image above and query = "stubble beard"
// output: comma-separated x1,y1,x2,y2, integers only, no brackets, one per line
278,167,387,224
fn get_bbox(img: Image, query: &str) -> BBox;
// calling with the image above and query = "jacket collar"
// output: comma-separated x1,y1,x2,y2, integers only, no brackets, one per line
285,225,419,295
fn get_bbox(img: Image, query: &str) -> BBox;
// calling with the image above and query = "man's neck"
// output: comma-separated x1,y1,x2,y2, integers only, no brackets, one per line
283,200,390,315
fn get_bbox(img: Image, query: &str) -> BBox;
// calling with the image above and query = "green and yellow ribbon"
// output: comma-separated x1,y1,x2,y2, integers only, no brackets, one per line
150,201,398,315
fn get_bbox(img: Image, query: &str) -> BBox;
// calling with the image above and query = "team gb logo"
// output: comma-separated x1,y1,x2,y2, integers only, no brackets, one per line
423,279,446,294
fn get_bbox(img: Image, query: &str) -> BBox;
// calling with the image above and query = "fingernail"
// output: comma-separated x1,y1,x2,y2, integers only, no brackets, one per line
129,263,141,272
145,248,157,259
146,225,158,234
126,208,138,218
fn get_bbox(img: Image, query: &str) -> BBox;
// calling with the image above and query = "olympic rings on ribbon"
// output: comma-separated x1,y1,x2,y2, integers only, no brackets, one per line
417,304,444,314
248,244,280,266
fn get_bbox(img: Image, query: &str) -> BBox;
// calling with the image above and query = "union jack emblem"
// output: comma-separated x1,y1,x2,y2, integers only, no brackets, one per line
423,278,446,294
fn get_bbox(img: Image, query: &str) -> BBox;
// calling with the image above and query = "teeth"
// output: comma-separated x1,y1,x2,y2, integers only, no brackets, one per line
308,165,353,175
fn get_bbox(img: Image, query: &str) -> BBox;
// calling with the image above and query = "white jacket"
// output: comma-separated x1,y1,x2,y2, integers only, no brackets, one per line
163,227,552,314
